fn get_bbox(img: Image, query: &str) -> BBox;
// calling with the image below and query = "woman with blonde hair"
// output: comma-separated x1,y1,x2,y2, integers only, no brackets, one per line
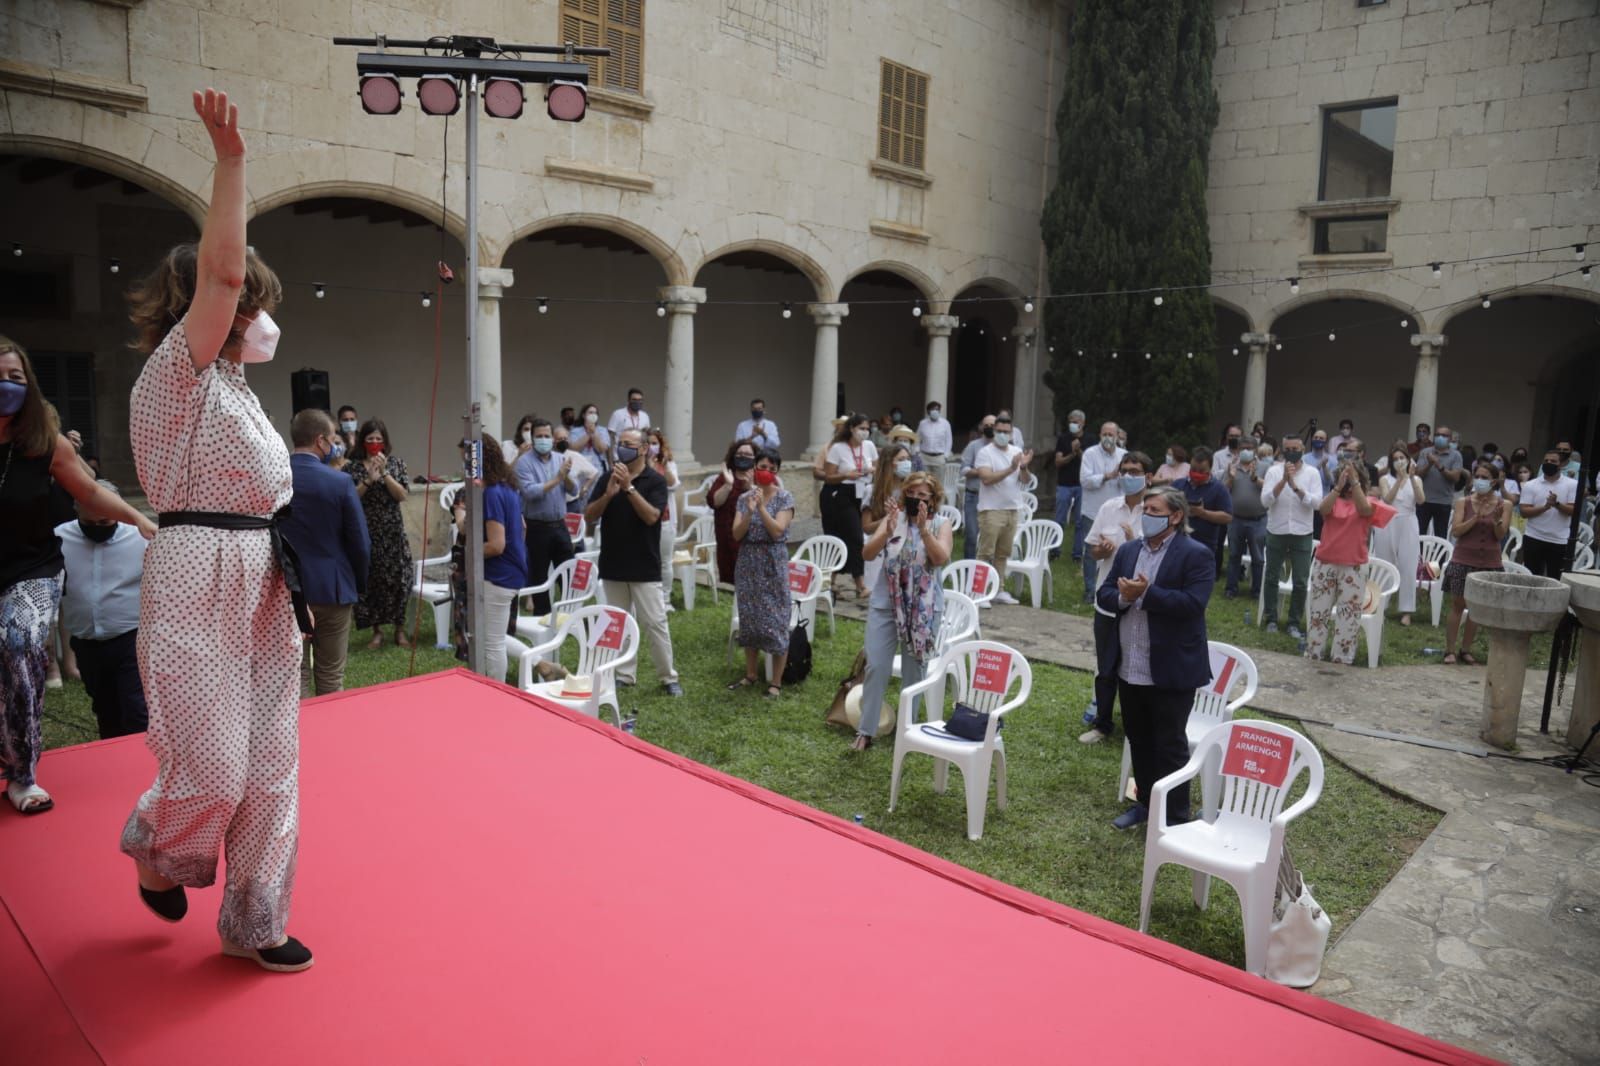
1,338,152,815
119,89,315,973
862,443,913,590
852,471,952,750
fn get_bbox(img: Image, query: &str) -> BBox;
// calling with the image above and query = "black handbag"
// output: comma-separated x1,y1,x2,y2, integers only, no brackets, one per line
937,701,1002,742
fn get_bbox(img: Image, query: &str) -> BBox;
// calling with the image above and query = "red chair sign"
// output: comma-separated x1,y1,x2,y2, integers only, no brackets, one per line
590,609,627,650
1221,725,1292,788
572,559,594,594
564,513,583,537
974,563,993,595
1207,650,1238,698
787,562,813,594
973,648,1012,694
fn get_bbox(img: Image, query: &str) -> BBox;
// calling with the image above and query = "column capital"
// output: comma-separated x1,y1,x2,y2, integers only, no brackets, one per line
478,266,514,298
921,313,958,336
809,302,850,327
658,285,706,311
1410,333,1447,349
1240,331,1275,348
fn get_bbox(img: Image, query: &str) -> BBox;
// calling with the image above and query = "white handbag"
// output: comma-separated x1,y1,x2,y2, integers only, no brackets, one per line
1266,848,1331,988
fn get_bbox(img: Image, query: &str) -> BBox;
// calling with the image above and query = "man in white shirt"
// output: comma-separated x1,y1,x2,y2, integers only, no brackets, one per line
996,408,1025,451
1077,420,1127,602
733,397,780,450
974,416,1034,606
55,484,148,738
916,401,953,463
1260,434,1324,638
1520,449,1578,578
1079,451,1153,744
607,387,651,437
958,415,997,560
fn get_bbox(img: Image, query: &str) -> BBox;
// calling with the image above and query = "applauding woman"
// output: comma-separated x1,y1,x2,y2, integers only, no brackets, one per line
728,448,795,697
853,472,952,751
1304,457,1390,665
1442,462,1510,665
821,413,877,598
1374,446,1424,626
709,439,757,584
350,418,412,649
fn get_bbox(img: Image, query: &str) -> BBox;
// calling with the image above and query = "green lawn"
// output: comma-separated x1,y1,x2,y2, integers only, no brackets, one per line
41,588,1439,971
1007,532,1553,669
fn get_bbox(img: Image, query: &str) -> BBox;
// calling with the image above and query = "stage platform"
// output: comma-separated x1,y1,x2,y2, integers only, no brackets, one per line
3,670,1491,1064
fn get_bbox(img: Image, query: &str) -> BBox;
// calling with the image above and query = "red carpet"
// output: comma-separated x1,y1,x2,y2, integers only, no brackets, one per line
3,670,1490,1064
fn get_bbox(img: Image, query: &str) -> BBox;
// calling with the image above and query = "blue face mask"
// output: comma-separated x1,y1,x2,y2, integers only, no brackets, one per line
1119,474,1146,495
0,380,25,417
324,439,344,464
533,437,553,455
894,460,912,478
615,445,641,463
1472,478,1492,495
1141,512,1173,540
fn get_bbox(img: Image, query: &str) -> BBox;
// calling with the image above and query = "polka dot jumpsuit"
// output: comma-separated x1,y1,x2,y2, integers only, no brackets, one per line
119,318,303,951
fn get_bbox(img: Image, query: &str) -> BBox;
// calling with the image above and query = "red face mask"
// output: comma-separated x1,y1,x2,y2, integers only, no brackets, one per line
1189,470,1211,484
753,468,778,487
366,441,385,456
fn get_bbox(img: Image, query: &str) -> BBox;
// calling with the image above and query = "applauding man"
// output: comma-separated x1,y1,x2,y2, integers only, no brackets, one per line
974,415,1034,606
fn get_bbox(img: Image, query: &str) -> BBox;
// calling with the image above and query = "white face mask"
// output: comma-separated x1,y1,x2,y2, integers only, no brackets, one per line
927,409,940,421
339,418,357,433
1165,453,1175,467
584,412,598,425
853,428,869,442
238,311,281,364
1101,435,1116,450
993,430,1012,447
1067,422,1082,434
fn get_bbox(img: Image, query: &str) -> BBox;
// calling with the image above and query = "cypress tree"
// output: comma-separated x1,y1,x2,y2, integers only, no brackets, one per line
1041,0,1221,453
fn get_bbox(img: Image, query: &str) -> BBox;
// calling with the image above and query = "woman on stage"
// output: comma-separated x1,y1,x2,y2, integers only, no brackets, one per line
120,89,314,973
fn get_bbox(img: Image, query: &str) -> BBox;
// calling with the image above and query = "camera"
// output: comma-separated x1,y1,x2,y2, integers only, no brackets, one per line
903,496,923,519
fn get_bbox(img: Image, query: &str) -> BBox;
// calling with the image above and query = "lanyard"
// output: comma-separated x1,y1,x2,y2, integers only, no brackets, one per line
850,444,864,473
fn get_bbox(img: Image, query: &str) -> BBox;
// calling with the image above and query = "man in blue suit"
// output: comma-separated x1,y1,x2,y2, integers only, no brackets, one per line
282,409,371,696
1096,485,1214,830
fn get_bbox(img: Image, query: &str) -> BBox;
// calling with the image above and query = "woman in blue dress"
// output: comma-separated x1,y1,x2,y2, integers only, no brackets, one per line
728,447,795,698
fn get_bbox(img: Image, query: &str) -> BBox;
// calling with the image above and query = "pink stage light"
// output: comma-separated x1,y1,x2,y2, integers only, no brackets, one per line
546,80,587,122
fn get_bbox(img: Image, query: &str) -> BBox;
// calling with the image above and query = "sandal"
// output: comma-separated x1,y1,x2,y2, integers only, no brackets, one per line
850,735,873,752
6,781,53,815
367,633,384,651
726,675,759,691
1441,652,1458,665
764,685,782,699
1399,615,1412,627
221,935,315,973
1461,652,1480,666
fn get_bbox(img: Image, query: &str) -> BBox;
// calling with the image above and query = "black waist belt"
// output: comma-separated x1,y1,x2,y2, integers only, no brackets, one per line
157,508,313,636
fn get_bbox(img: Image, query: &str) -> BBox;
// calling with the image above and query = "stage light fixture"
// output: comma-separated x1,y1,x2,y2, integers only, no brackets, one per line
359,74,403,115
546,79,587,122
483,77,524,119
418,75,461,115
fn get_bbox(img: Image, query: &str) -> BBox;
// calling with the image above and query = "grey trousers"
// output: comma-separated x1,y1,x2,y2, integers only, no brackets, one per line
858,603,936,738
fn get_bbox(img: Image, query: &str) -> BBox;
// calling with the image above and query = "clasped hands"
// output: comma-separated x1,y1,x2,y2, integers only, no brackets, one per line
1117,575,1149,603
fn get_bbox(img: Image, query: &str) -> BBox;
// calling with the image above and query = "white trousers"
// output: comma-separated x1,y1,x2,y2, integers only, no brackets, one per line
602,579,678,684
1373,511,1419,613
483,582,518,682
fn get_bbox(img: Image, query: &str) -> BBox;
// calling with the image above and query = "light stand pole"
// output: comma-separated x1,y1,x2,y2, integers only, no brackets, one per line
335,34,607,676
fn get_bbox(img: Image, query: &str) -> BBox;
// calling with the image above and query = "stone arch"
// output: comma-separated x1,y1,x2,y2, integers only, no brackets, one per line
0,133,207,224
841,260,943,305
248,181,466,247
1266,288,1427,336
507,213,689,286
693,239,832,302
1434,283,1600,335
948,273,1032,318
1210,294,1259,336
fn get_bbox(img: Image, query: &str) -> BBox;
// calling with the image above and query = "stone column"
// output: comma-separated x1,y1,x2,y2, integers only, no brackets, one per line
1410,333,1446,433
921,314,958,411
807,303,849,455
1240,331,1274,435
659,285,705,465
1012,326,1038,446
476,267,514,440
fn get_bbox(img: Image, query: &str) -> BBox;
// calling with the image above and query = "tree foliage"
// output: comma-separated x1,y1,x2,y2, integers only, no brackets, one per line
1041,0,1221,452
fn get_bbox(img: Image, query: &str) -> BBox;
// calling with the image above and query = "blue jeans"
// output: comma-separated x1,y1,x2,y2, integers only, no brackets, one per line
962,487,981,560
1053,485,1082,558
1078,514,1097,598
1227,514,1266,596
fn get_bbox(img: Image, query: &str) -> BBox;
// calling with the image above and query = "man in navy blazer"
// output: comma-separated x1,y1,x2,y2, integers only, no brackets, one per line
1096,485,1214,829
282,409,371,696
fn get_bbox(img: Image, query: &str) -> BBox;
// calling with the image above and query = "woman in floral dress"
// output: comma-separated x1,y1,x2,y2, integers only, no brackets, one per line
728,447,795,698
350,418,413,648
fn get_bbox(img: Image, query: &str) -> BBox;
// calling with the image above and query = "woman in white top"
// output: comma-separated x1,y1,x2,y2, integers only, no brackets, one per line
571,402,610,467
502,413,536,465
1374,445,1424,626
821,413,878,597
648,427,682,610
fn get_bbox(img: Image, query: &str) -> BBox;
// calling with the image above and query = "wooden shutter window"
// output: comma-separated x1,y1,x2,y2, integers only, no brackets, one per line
561,0,644,94
878,60,929,171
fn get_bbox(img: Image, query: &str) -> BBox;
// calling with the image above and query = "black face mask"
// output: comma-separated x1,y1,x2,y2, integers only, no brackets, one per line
982,426,995,439
554,440,569,453
750,409,764,421
1283,449,1304,463
79,521,117,543
1227,436,1240,447
732,455,756,471
1542,462,1561,477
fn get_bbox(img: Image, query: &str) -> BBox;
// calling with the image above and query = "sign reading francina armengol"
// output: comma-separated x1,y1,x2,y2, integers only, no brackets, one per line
1221,725,1292,788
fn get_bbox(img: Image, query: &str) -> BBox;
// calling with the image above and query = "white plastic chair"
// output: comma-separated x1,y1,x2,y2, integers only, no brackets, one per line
564,511,585,548
1357,556,1402,668
1139,720,1324,977
792,534,847,636
508,555,600,652
1502,525,1523,565
1118,642,1259,807
1576,543,1596,571
670,512,718,610
682,473,719,523
1502,559,1531,575
942,559,1000,608
940,461,964,507
892,589,979,679
1006,519,1064,608
1020,471,1039,494
786,558,825,634
1417,534,1453,627
1017,491,1039,521
889,640,1033,840
937,503,964,533
410,551,454,649
1255,539,1319,628
518,604,639,727
1578,524,1594,549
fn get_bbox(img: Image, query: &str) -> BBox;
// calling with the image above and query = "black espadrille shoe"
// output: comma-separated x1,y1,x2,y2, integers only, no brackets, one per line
138,884,187,923
222,935,314,973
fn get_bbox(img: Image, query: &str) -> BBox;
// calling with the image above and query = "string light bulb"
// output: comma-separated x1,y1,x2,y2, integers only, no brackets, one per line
1186,351,1193,360
1577,244,1586,262
1274,342,1282,351
1481,295,1491,309
10,242,20,257
314,283,326,299
1153,295,1163,306
1232,347,1239,356
538,298,548,314
421,292,432,308
782,302,792,319
1144,352,1152,360
1328,332,1336,342
108,258,120,274
1400,318,1409,328
656,301,667,317
1583,266,1592,283
1430,262,1441,280
1111,351,1118,360
1288,277,1300,295
1023,297,1034,313
912,301,923,318
1077,349,1084,357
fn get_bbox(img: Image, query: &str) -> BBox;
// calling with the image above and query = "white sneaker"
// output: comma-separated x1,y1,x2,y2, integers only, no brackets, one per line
1078,728,1108,744
978,599,993,610
995,590,1019,605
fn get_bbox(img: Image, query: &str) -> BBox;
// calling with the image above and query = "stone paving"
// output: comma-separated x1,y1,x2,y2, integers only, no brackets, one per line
829,588,1599,1066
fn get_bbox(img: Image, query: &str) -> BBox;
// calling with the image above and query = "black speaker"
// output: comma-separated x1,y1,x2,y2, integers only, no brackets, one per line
290,368,330,415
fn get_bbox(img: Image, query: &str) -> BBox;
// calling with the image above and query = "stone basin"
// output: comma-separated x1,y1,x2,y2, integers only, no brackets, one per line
1462,571,1570,631
1561,572,1600,750
1463,572,1571,750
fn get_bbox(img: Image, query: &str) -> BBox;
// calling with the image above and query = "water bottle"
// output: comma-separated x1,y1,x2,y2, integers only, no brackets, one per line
1421,647,1440,657
1243,608,1253,626
853,813,865,827
1082,702,1097,726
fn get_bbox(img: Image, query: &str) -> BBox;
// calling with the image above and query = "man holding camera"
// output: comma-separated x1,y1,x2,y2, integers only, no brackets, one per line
974,415,1034,607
